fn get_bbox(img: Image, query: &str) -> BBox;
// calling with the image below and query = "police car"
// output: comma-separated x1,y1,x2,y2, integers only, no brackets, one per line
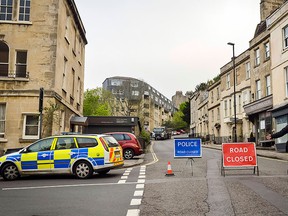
0,134,124,180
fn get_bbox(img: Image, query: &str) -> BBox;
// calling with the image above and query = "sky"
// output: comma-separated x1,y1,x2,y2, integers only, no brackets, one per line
74,0,260,100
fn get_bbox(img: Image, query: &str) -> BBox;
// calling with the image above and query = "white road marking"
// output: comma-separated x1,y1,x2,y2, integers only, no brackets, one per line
2,181,139,191
126,209,140,216
134,190,143,196
130,198,142,205
137,179,145,183
136,184,144,189
118,180,126,184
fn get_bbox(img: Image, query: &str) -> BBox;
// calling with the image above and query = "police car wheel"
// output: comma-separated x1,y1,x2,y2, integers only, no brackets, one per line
1,163,20,181
123,148,134,160
74,161,93,179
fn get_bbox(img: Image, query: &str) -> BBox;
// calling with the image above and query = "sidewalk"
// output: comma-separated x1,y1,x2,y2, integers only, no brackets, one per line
202,143,288,161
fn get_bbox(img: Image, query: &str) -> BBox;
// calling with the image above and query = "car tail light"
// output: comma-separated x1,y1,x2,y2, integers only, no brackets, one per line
99,137,109,152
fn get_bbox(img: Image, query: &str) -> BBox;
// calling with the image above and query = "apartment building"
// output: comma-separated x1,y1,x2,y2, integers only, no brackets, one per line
0,0,87,153
102,76,176,132
207,80,221,143
220,50,253,142
267,1,288,144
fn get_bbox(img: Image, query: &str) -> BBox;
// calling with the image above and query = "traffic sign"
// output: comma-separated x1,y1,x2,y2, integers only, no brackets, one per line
174,138,202,158
222,142,257,167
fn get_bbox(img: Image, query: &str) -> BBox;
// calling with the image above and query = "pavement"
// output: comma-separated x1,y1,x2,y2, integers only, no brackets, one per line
123,142,288,168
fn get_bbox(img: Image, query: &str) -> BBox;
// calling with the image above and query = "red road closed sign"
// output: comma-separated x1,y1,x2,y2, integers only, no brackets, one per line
222,142,257,167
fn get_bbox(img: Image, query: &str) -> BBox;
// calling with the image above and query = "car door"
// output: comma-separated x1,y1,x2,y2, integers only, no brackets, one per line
21,138,54,172
52,137,77,172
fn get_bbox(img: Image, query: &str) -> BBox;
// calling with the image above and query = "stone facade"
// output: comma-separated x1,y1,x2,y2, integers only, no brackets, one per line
0,0,87,153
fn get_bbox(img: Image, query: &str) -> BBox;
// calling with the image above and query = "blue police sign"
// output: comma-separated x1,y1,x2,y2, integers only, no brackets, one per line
174,138,202,158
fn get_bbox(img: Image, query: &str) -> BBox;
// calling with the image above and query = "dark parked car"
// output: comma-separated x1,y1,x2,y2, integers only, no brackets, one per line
105,132,143,160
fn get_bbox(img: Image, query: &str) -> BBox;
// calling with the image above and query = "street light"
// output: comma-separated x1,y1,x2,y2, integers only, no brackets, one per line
227,42,237,142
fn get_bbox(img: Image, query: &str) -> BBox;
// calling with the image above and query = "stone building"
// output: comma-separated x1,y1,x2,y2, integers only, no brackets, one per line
0,0,87,153
220,50,253,143
102,76,176,132
172,91,187,109
207,80,221,143
267,1,288,145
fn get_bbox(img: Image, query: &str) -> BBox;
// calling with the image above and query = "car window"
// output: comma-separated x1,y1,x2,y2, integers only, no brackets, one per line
111,134,124,141
26,138,54,152
76,137,98,148
123,134,132,140
55,137,76,150
103,136,120,147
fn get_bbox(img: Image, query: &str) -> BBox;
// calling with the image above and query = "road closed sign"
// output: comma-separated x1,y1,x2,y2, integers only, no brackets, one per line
222,143,257,167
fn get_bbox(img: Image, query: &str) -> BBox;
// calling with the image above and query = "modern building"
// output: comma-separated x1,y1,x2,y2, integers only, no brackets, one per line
102,76,176,132
0,0,87,154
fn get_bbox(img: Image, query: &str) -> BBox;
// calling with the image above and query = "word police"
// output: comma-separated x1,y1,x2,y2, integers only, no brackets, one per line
177,141,197,147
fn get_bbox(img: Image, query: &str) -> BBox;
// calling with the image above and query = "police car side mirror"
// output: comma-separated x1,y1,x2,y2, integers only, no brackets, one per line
20,148,28,154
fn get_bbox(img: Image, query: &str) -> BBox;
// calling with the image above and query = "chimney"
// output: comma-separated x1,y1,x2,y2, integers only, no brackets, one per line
260,0,285,21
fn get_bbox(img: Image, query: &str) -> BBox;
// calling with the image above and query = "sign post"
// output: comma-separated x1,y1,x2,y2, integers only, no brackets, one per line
174,138,202,175
221,142,258,176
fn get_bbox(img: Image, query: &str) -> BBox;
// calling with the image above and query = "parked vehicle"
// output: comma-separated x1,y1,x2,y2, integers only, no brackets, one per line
105,132,143,160
152,127,172,140
0,134,123,181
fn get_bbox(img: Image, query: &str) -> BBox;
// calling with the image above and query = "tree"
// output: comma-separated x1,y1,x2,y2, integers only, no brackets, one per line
83,88,115,116
172,111,187,130
179,101,190,126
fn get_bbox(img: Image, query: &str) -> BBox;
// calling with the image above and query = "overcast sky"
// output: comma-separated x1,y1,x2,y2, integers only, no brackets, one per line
74,0,260,99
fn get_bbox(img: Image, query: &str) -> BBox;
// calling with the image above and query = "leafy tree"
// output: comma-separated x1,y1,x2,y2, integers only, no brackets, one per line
179,101,190,126
83,88,115,116
172,111,187,130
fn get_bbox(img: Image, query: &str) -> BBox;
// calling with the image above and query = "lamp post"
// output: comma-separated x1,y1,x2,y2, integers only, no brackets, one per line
227,42,237,142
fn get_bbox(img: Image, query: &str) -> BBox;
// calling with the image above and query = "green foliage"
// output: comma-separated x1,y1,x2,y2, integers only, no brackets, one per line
180,101,190,126
83,88,114,116
139,130,151,145
172,111,187,130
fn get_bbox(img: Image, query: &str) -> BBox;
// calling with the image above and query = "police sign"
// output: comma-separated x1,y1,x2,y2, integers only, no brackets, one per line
174,138,202,158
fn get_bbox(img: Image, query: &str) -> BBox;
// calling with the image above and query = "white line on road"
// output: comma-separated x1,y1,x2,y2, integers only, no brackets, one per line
1,181,139,191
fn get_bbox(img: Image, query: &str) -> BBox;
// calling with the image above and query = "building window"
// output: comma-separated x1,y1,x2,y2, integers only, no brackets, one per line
23,114,40,139
0,41,9,77
111,79,122,86
62,57,68,91
0,0,13,20
131,82,139,87
256,80,261,100
19,0,30,21
211,110,214,123
266,75,271,96
224,100,228,117
0,0,30,21
216,87,220,99
217,107,220,120
285,67,288,97
284,25,288,49
211,91,214,103
71,68,75,98
245,62,250,79
226,73,230,89
132,90,139,96
15,51,27,78
0,104,6,138
264,42,270,59
255,48,260,66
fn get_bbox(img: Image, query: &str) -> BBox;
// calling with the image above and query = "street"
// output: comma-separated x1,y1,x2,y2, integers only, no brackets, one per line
0,138,288,216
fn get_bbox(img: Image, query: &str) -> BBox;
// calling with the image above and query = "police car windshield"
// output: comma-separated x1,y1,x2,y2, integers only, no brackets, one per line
103,136,120,147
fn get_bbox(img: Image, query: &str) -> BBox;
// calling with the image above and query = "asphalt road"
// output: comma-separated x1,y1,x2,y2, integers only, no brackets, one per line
140,139,288,216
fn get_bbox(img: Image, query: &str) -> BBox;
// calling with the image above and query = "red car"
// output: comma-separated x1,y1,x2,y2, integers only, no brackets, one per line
105,132,143,160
